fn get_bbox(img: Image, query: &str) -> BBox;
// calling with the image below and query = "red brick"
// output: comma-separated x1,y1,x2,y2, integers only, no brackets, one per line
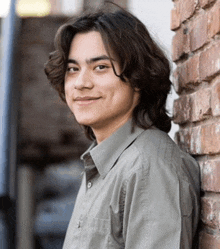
200,42,220,81
212,75,220,116
172,26,190,61
180,0,198,22
201,196,220,228
191,88,211,122
172,68,182,93
201,159,220,192
201,122,220,154
190,126,203,154
177,123,220,155
189,12,208,52
187,54,200,83
172,64,187,94
176,129,191,153
199,231,220,248
200,0,216,9
173,85,210,124
171,7,181,31
178,61,189,89
173,95,191,124
208,2,220,38
177,126,202,154
172,1,220,246
173,55,199,93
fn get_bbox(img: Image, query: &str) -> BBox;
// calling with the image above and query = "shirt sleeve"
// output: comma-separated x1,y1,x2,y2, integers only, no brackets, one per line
122,155,197,249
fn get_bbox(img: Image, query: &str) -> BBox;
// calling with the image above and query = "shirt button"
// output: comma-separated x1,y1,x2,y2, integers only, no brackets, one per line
87,181,92,189
77,221,80,228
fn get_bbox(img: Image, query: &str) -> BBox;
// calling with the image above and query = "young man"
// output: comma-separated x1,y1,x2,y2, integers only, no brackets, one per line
45,5,200,249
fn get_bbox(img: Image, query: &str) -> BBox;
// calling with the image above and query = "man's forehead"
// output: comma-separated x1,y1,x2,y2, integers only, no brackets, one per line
68,31,117,62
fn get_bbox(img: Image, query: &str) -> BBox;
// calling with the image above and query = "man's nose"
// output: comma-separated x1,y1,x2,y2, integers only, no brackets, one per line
74,69,93,90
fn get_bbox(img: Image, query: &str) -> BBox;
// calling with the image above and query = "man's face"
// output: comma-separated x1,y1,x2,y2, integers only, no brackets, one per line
64,31,140,136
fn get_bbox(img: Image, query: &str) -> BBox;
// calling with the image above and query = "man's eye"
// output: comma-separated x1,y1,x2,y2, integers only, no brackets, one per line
95,65,108,71
67,67,79,72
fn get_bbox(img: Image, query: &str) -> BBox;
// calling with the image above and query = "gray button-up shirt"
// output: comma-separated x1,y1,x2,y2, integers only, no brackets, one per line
63,121,200,249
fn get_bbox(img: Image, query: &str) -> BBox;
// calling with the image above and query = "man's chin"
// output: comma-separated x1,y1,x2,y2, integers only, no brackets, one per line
76,119,93,127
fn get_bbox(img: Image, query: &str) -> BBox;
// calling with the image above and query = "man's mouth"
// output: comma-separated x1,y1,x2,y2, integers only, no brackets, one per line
74,96,101,101
74,96,101,105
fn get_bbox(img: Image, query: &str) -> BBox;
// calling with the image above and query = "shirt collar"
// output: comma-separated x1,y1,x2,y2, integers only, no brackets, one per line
81,119,145,179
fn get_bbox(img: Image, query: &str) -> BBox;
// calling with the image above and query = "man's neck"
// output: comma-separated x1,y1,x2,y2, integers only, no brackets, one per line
92,117,132,144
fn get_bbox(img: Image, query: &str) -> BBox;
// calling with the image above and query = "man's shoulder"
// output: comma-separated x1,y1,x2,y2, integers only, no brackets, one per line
124,127,200,183
119,127,174,170
133,127,177,159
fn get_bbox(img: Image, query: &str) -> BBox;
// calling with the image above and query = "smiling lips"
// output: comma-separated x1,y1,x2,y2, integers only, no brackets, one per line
74,96,101,105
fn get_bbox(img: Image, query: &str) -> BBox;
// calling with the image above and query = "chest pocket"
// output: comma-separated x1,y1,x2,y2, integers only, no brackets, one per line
80,217,124,249
80,217,110,248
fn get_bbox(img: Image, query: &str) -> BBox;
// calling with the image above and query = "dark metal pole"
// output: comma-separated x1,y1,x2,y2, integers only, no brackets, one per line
0,0,20,248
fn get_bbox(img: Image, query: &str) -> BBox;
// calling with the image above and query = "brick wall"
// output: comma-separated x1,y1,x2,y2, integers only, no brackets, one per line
171,0,220,247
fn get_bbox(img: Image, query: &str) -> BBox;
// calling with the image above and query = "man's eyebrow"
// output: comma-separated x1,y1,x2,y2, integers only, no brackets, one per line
67,55,115,65
87,55,115,64
67,59,78,64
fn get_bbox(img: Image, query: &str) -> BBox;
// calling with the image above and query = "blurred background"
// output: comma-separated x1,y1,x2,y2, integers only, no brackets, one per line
0,0,177,248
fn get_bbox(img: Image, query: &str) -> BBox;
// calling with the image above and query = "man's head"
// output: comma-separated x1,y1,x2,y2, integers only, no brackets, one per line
45,5,172,140
64,30,140,143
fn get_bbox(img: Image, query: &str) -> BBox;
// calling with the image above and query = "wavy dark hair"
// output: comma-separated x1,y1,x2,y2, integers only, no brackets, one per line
45,4,172,140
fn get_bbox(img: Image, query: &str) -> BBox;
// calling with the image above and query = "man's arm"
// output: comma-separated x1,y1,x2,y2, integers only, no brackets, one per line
121,156,199,249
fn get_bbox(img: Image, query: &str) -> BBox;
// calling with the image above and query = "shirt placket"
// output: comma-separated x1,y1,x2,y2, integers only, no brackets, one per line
77,154,99,247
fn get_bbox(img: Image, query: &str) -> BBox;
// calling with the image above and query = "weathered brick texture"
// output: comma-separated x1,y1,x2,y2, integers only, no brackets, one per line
200,42,220,81
172,26,190,61
208,1,220,38
170,7,181,31
212,76,220,116
173,88,211,123
201,159,220,192
180,0,198,22
173,54,200,93
189,12,208,52
201,195,220,228
176,123,220,154
199,231,220,248
200,0,216,9
171,0,220,247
